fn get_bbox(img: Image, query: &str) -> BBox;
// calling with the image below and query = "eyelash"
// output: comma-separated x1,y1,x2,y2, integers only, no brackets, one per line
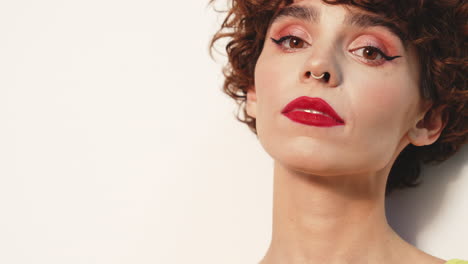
270,35,401,66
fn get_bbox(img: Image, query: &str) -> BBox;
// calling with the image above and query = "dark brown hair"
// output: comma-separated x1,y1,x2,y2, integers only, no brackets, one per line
209,0,468,194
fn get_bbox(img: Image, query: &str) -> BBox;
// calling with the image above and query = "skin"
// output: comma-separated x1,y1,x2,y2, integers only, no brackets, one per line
245,0,447,263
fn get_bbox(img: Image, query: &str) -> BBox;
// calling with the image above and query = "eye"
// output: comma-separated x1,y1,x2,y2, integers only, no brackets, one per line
271,35,309,51
350,46,401,65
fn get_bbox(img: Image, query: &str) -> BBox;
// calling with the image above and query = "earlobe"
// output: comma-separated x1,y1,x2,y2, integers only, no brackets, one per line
246,86,257,118
408,105,447,146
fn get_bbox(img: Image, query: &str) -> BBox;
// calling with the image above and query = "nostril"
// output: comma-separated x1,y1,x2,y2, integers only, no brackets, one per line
305,71,311,78
323,72,330,82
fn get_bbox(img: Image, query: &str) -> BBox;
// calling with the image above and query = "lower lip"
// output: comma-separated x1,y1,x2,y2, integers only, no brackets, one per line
282,111,344,127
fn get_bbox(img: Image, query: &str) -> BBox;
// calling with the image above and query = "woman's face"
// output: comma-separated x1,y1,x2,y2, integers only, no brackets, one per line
247,0,428,176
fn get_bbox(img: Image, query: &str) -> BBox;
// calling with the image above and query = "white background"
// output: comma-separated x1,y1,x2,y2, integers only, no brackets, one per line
0,1,466,263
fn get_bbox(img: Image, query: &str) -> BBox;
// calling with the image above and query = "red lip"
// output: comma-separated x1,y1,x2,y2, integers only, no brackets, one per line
281,96,345,127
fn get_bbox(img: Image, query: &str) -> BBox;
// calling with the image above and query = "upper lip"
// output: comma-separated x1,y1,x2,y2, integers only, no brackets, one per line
281,96,345,123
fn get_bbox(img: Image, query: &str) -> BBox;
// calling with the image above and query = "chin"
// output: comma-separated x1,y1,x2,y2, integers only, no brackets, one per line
263,143,349,176
265,141,392,178
257,123,396,177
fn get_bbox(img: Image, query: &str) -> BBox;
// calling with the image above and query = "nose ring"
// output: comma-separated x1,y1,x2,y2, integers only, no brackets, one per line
310,72,325,79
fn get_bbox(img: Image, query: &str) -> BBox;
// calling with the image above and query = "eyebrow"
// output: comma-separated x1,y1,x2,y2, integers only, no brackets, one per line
270,5,407,45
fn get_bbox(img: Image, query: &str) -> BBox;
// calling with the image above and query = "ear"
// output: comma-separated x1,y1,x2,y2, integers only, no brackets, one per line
408,104,447,146
245,86,257,118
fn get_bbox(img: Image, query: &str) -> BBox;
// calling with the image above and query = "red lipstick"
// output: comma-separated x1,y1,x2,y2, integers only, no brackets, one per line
281,96,345,127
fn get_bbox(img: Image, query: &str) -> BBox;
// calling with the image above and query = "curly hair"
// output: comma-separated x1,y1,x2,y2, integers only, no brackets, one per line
209,0,468,194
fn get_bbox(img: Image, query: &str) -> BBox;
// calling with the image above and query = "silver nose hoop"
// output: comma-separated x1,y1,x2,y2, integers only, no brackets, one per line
311,72,325,79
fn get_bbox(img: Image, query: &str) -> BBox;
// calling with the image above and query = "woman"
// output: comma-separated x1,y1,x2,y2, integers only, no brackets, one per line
210,0,467,263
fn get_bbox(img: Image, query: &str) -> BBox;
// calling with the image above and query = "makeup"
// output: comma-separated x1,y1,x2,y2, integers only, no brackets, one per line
281,96,345,127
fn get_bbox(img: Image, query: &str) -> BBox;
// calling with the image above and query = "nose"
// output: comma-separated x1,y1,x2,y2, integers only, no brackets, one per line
300,45,342,87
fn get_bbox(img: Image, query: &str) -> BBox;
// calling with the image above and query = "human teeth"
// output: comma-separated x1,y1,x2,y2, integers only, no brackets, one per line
293,108,329,116
303,109,324,115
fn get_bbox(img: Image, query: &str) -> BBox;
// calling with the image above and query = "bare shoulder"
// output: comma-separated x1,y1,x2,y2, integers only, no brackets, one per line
397,241,446,264
406,251,446,264
430,257,448,264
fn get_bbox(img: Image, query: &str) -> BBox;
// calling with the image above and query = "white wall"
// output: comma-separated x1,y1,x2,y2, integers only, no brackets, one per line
0,1,466,263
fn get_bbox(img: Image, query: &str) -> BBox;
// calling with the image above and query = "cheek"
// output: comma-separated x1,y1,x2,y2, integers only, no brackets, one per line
253,51,303,158
364,83,401,117
347,70,419,167
351,71,414,129
254,52,290,114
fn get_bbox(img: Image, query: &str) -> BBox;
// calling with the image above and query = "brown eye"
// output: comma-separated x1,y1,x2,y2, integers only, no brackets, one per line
271,35,309,50
350,45,401,66
350,46,385,63
362,47,380,60
289,37,305,49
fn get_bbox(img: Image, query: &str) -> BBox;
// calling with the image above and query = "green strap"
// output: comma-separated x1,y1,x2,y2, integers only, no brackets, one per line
445,259,468,264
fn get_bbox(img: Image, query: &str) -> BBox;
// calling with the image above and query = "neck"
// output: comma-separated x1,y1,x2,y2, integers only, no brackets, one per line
259,161,410,264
